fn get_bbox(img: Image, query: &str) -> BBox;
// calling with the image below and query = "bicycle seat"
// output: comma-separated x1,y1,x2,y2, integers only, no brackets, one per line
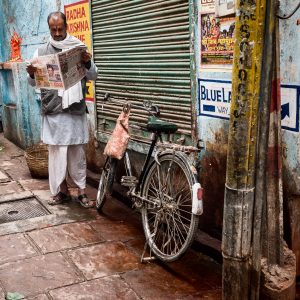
146,116,178,134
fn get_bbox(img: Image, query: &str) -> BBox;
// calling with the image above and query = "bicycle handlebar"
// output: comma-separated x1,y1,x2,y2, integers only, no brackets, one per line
103,93,160,117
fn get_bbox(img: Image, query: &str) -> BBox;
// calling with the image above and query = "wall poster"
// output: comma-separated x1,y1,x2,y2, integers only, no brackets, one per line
64,0,95,101
200,0,236,66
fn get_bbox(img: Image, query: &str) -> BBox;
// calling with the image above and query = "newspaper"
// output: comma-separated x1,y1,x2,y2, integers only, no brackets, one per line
30,46,87,90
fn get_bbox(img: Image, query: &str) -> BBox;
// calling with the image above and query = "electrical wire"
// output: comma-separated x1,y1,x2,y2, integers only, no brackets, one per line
276,2,300,19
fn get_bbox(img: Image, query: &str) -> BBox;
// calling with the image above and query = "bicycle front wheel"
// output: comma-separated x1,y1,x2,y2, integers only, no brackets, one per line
141,153,199,262
96,157,117,212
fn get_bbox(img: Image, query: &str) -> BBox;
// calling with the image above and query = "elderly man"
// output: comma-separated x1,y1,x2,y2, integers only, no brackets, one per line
26,11,98,207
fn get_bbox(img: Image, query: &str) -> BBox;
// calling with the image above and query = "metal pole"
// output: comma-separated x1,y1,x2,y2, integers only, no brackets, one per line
250,0,277,298
259,4,296,299
264,5,284,267
222,0,267,299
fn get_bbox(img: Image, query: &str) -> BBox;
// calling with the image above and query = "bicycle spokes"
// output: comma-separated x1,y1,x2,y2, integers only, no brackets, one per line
141,154,199,262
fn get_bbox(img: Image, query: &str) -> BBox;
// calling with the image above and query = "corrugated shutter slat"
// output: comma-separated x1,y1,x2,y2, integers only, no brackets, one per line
91,0,192,139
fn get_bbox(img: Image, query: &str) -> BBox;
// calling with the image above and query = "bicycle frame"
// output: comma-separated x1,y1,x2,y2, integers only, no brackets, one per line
122,131,203,212
125,133,159,194
98,93,204,262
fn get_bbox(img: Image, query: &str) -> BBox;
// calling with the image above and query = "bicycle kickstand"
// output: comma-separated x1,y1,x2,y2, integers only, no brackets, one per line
141,239,156,263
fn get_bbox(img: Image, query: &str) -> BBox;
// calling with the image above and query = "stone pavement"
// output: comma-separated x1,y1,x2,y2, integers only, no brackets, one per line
0,134,222,300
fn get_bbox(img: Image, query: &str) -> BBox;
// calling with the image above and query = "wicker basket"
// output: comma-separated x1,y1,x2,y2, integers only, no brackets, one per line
24,143,49,179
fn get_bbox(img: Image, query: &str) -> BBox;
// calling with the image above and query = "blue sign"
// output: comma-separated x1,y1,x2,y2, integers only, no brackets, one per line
198,79,300,132
280,85,299,132
198,79,232,120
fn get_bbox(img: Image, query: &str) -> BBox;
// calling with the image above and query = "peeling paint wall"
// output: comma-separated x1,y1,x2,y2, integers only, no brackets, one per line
0,0,96,152
195,1,300,236
0,0,59,148
0,63,41,149
0,0,4,125
1,1,58,62
195,1,231,235
279,1,300,197
0,0,4,60
278,0,300,276
0,0,3,126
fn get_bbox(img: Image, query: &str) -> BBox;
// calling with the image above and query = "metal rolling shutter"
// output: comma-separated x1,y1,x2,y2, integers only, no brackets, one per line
91,0,193,143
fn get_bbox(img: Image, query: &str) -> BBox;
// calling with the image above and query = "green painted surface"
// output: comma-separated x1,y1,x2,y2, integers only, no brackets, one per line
92,0,196,148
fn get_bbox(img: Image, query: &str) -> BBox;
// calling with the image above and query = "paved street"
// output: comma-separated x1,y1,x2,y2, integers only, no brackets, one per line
0,134,222,300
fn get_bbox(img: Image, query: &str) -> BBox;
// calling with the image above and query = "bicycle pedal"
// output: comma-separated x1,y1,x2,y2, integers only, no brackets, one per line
121,176,138,187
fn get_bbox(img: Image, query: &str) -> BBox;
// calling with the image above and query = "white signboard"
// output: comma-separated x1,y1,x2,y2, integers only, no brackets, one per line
281,85,299,132
200,0,216,14
198,79,232,119
215,0,236,17
198,79,299,132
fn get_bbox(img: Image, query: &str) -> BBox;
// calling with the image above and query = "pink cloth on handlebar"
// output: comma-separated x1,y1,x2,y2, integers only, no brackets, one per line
104,110,130,160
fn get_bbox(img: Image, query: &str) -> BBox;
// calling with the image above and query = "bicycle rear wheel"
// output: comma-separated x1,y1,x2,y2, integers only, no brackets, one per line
96,157,117,212
141,153,199,262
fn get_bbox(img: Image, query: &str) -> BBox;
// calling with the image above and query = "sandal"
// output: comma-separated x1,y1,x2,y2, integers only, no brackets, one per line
78,193,94,208
48,191,70,205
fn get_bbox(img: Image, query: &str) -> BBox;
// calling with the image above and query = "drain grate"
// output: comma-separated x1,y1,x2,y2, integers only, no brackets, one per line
0,197,50,224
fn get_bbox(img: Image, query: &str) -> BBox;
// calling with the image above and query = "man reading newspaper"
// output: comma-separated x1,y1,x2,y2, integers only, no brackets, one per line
26,11,98,207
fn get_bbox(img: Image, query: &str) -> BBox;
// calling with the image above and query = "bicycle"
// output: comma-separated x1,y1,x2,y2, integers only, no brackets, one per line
96,93,203,262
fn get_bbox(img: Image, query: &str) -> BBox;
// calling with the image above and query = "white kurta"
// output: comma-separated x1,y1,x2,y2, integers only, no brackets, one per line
41,112,88,145
42,113,89,195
